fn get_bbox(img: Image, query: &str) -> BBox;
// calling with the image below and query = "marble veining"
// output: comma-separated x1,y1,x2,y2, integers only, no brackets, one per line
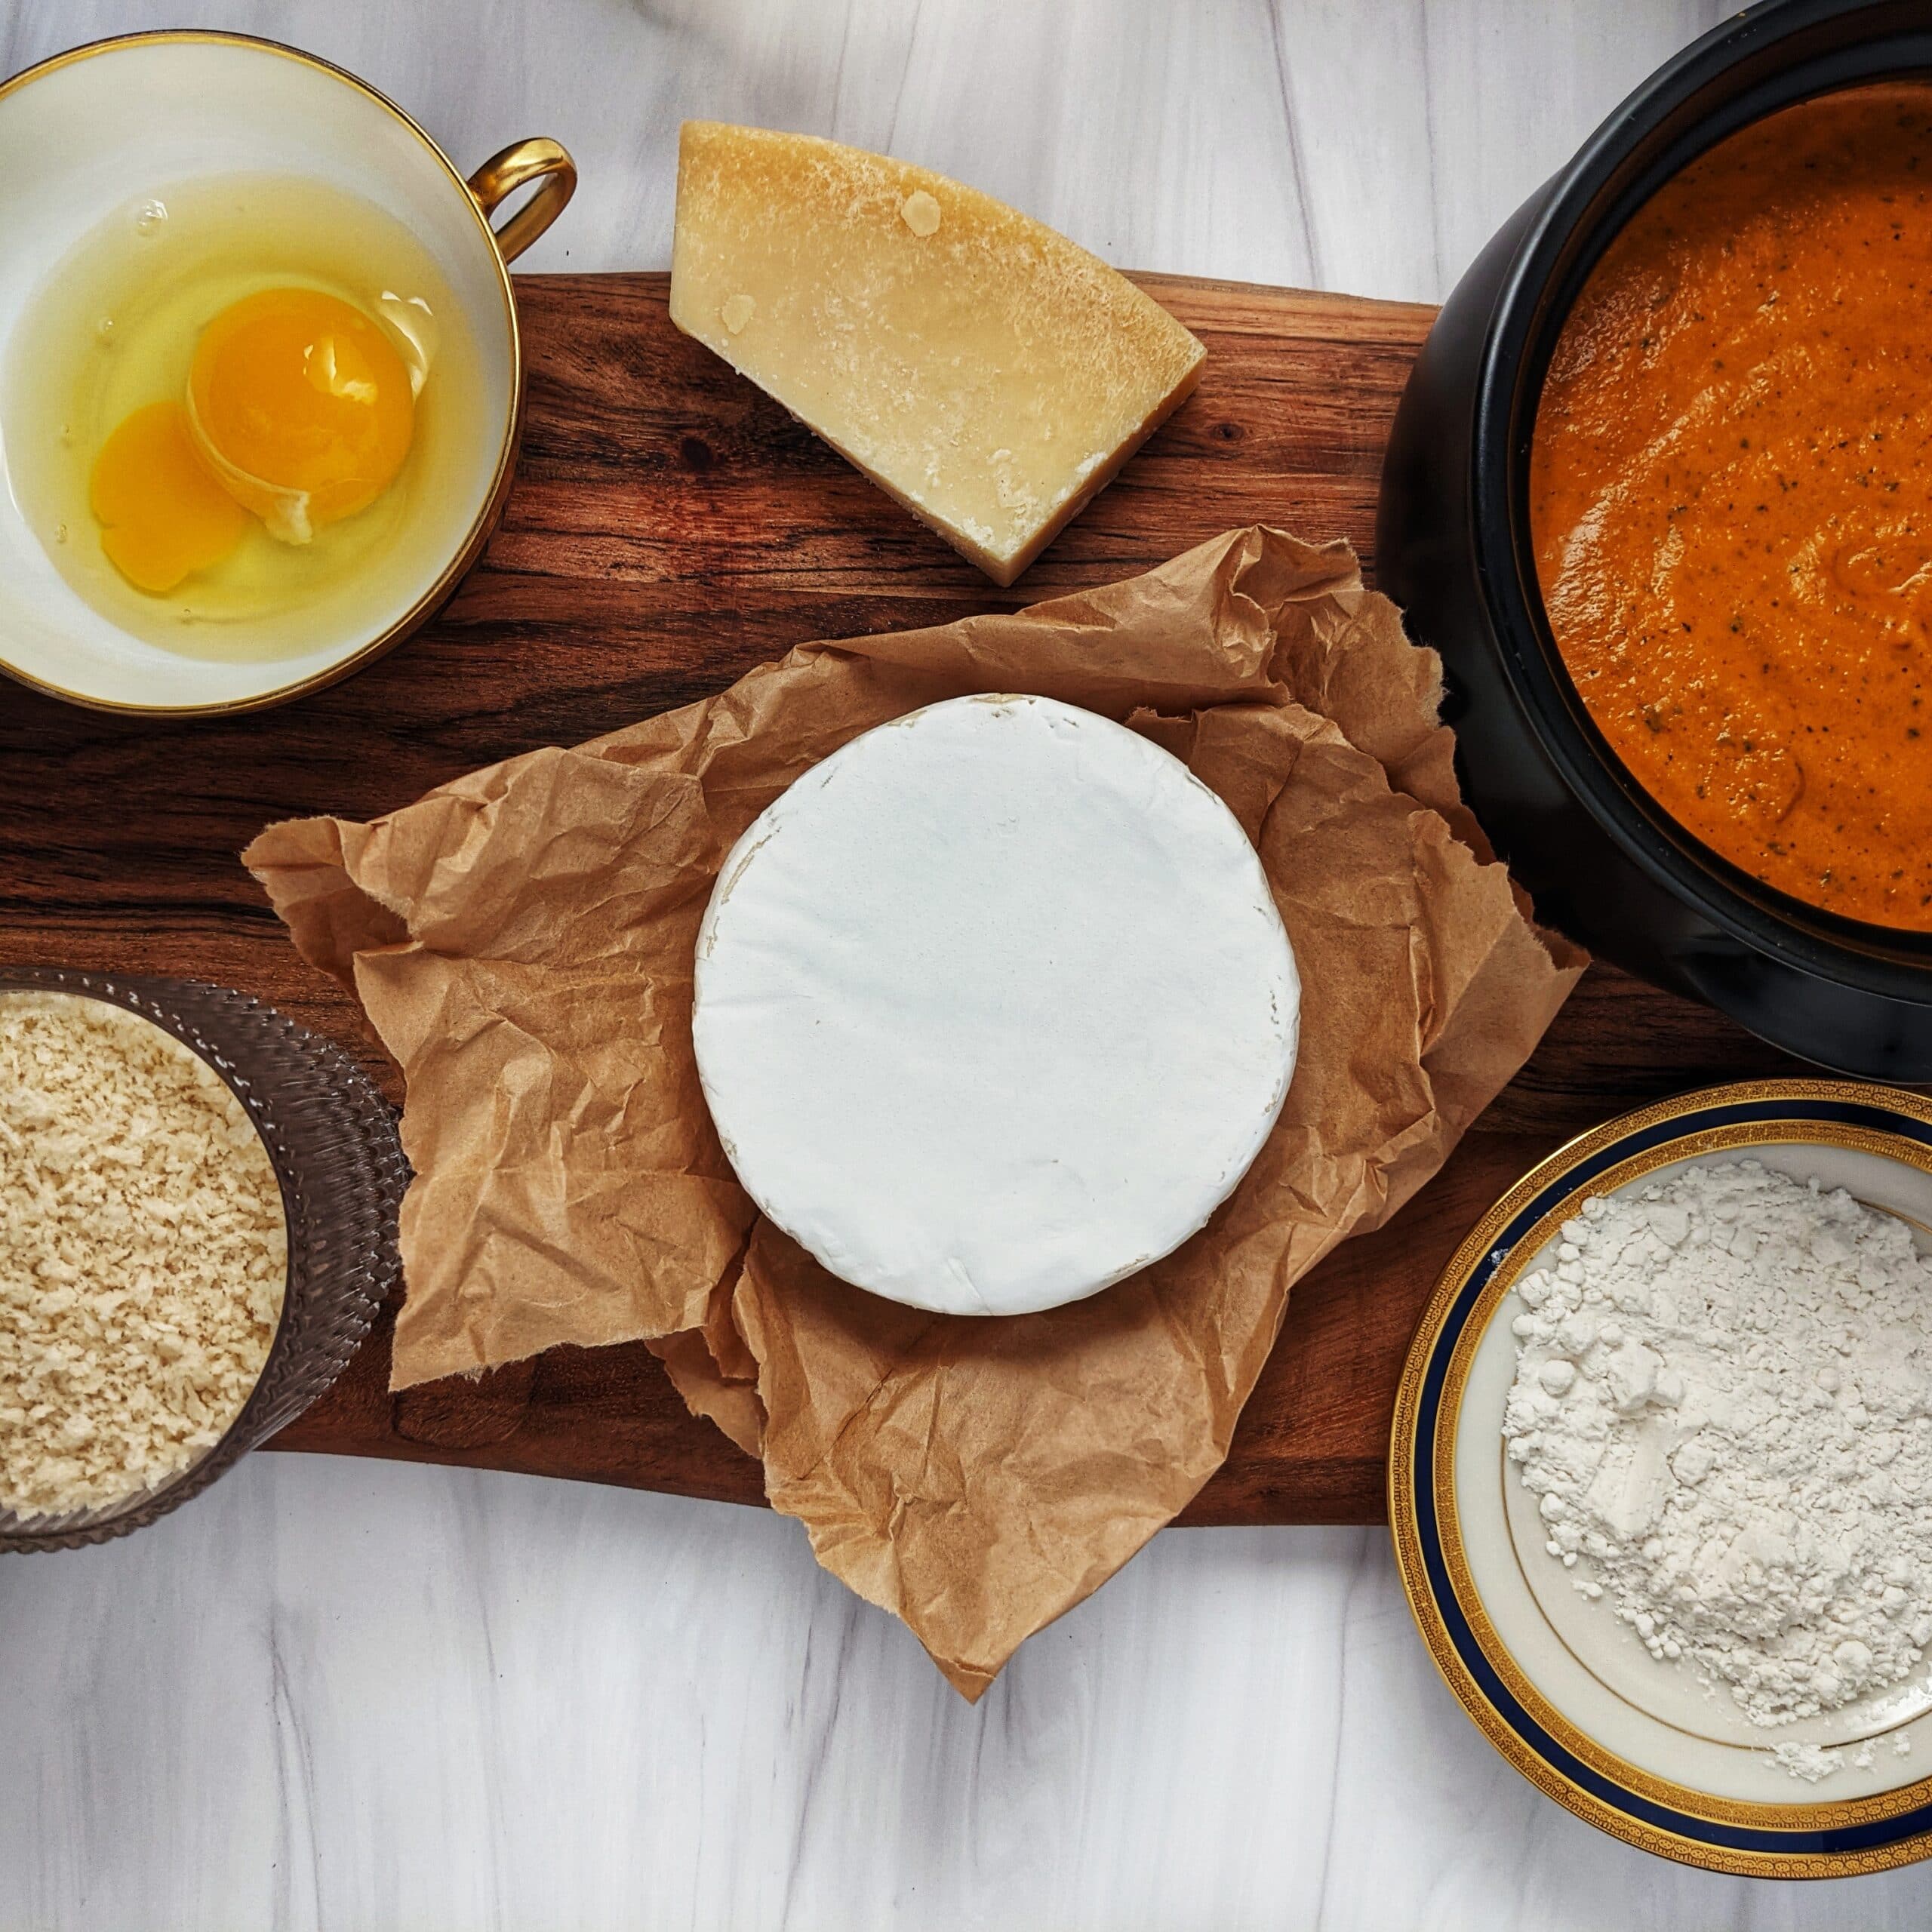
2,2,1926,1925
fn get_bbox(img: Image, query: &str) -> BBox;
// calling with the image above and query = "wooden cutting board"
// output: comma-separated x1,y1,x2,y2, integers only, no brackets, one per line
0,272,1812,1524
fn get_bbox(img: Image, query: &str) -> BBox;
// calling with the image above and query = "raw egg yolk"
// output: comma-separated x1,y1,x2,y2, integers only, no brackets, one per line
88,288,419,594
186,288,416,543
88,400,251,595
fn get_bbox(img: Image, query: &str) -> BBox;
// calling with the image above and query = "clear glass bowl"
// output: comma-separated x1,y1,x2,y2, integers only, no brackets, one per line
0,966,405,1551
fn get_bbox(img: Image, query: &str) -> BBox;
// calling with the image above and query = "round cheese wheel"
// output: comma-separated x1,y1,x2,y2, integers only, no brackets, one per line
691,694,1300,1317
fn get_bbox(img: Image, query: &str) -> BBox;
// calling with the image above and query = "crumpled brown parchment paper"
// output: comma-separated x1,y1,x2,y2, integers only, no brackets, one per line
246,525,1583,1697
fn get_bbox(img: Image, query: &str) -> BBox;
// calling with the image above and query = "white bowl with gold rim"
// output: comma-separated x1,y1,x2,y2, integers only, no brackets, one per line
0,30,574,715
1392,1080,1932,1877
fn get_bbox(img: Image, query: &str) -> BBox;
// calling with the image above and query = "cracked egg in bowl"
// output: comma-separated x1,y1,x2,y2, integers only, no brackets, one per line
0,31,571,712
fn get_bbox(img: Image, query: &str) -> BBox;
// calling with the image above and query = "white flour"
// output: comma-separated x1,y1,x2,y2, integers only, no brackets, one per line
1502,1159,1932,1732
1772,1739,1844,1784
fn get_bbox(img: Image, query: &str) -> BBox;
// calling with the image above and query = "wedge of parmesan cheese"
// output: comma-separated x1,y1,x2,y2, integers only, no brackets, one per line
691,695,1299,1318
669,122,1207,586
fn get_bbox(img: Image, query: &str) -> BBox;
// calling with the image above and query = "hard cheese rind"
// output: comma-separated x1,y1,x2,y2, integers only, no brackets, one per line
691,694,1300,1318
669,122,1207,585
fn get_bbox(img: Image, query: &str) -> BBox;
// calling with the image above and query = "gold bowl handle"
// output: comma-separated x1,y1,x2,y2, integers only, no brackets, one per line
467,137,577,263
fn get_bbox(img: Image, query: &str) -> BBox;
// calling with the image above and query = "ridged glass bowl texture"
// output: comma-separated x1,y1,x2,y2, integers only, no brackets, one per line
0,966,405,1550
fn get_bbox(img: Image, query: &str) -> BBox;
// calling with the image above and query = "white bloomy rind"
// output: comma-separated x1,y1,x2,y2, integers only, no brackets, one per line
691,694,1300,1317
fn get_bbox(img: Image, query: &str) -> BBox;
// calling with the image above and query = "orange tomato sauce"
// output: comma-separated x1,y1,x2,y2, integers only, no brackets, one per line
1531,84,1932,931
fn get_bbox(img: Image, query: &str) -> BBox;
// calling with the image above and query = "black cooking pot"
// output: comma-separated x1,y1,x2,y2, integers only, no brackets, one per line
1377,0,1932,1078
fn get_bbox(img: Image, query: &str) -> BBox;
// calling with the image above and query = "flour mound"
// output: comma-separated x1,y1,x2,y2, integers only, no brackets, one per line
1503,1159,1932,1727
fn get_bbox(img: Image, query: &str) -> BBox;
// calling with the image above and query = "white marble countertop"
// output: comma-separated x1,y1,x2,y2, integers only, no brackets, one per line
3,2,1928,1925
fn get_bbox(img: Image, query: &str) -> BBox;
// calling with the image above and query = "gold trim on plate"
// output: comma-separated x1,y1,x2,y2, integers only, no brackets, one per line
1389,1078,1932,1877
0,29,575,717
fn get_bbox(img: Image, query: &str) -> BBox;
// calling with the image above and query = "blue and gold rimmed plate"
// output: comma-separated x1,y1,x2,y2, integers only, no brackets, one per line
1389,1080,1932,1877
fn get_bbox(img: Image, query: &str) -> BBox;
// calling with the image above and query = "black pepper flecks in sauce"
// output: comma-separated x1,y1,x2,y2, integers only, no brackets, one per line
1532,83,1932,930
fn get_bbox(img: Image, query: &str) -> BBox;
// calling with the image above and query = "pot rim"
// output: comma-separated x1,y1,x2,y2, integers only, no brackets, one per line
1469,0,1932,1002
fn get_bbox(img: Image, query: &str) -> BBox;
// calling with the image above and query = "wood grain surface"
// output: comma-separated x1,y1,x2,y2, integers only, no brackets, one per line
0,272,1807,1524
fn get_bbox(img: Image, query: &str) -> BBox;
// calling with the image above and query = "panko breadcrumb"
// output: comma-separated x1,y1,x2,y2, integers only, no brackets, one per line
0,991,285,1517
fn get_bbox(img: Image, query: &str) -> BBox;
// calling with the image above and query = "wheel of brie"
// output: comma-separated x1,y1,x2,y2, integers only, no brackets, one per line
691,694,1300,1317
